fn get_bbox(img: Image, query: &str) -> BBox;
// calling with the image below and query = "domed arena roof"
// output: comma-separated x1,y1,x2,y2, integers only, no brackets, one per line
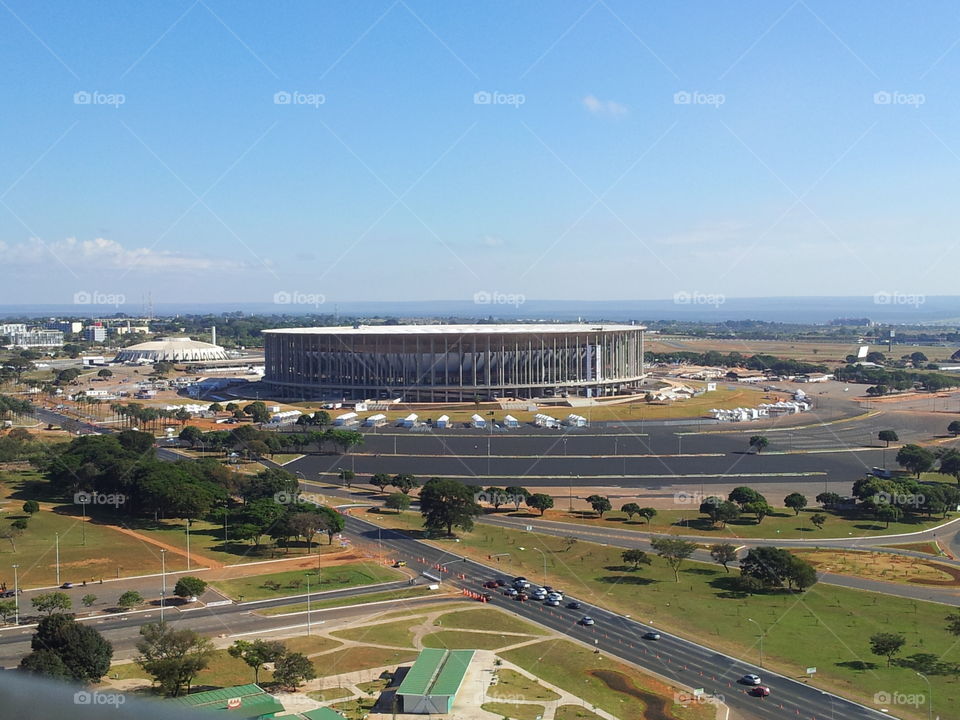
113,336,227,363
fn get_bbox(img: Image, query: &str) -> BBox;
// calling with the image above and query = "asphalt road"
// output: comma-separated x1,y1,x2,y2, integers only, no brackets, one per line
345,514,895,720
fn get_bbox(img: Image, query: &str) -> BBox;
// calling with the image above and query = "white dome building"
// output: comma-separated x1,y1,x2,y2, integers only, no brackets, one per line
113,337,227,363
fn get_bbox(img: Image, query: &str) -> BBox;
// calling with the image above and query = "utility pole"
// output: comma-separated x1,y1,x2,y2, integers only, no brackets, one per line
55,533,60,587
186,520,191,570
12,565,19,625
747,618,764,668
160,549,167,622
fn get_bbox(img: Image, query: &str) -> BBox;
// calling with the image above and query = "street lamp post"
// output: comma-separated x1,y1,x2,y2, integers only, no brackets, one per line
185,520,191,570
519,547,548,587
916,671,932,720
12,565,19,625
55,533,60,587
160,549,167,623
747,618,764,668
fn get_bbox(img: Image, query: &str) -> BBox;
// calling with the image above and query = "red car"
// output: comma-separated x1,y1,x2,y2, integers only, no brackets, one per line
751,686,771,697
516,592,528,601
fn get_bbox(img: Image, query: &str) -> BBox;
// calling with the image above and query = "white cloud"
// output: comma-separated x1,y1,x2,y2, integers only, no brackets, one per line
0,237,247,272
582,94,628,117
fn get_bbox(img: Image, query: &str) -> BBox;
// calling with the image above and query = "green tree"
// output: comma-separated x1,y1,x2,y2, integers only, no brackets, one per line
272,651,316,690
19,649,72,679
744,500,772,524
637,507,658,524
81,594,96,609
700,497,740,527
784,492,807,515
385,493,411,513
135,622,214,697
227,639,287,684
21,499,39,515
338,468,355,488
504,486,531,511
877,504,903,528
949,420,960,437
939,448,960,484
729,486,765,509
419,477,482,536
0,598,17,622
30,613,113,682
878,430,898,447
748,435,769,453
526,493,554,516
118,591,143,610
391,473,418,495
896,444,935,477
740,546,792,588
179,425,203,446
174,577,207,599
709,543,737,572
810,512,827,530
620,502,640,521
869,632,906,667
484,487,506,510
650,537,697,582
621,548,651,569
31,592,71,615
586,494,612,518
315,506,345,544
370,473,391,492
946,612,960,637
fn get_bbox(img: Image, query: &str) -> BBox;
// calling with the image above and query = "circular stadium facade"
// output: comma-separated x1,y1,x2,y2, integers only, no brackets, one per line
113,337,228,363
263,324,645,401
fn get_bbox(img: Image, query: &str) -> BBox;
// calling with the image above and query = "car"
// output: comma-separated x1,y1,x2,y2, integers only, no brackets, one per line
480,592,493,602
642,631,661,640
503,587,518,597
494,578,507,587
483,580,499,589
566,600,582,609
543,586,554,592
512,579,530,589
516,592,528,601
741,674,762,686
751,686,771,697
392,561,406,567
547,592,563,602
545,598,560,606
531,589,547,600
579,616,596,626
60,582,74,589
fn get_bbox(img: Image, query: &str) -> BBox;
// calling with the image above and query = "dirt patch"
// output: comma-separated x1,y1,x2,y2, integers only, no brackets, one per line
796,549,960,587
590,670,677,720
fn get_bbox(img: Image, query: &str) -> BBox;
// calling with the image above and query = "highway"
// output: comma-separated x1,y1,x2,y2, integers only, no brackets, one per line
343,513,894,720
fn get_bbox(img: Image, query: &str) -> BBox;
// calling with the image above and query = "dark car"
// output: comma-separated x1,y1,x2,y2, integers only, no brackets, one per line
480,592,493,602
516,592,528,602
483,580,498,589
643,631,661,640
566,601,582,610
60,582,74,589
503,587,518,597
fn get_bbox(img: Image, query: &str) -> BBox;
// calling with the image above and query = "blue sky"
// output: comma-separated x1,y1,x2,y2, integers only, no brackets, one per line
2,1,960,309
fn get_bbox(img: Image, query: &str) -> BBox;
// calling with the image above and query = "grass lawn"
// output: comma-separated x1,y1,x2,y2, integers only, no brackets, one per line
880,541,945,556
481,702,545,720
500,640,714,720
488,669,561,701
536,505,952,540
315,646,417,678
331,696,377,717
376,603,461,620
331,619,417,648
212,562,401,601
355,675,392,695
364,510,960,719
554,706,606,720
257,586,441,614
109,649,264,689
306,687,354,702
432,607,548,636
276,635,342,656
423,630,529,651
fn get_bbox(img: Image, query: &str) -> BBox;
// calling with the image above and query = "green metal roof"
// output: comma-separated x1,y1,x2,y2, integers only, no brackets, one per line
174,684,265,707
396,648,475,698
301,708,346,720
173,684,284,718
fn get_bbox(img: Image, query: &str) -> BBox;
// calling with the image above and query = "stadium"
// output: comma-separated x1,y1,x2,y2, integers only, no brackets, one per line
263,324,645,401
113,337,228,363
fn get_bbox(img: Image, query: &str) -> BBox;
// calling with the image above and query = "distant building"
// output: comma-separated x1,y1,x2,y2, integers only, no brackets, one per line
111,324,150,336
8,329,63,348
84,326,107,342
113,336,227,363
45,321,83,334
0,323,27,337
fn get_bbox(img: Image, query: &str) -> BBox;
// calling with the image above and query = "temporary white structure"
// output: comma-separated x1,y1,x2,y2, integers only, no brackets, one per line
564,413,588,427
400,413,418,428
435,414,450,428
534,413,559,428
334,411,359,426
364,413,387,427
470,413,486,429
504,414,519,428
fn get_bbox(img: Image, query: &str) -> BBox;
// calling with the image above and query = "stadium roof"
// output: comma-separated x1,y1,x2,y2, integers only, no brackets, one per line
264,323,644,336
397,648,475,697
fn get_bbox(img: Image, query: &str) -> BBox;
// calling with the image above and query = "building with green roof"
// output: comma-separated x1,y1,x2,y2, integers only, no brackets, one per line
172,684,284,719
300,708,346,720
396,648,475,714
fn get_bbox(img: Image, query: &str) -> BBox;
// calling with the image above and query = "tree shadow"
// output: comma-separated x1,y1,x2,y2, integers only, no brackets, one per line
836,660,878,671
683,567,719,576
596,575,656,586
794,527,815,532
